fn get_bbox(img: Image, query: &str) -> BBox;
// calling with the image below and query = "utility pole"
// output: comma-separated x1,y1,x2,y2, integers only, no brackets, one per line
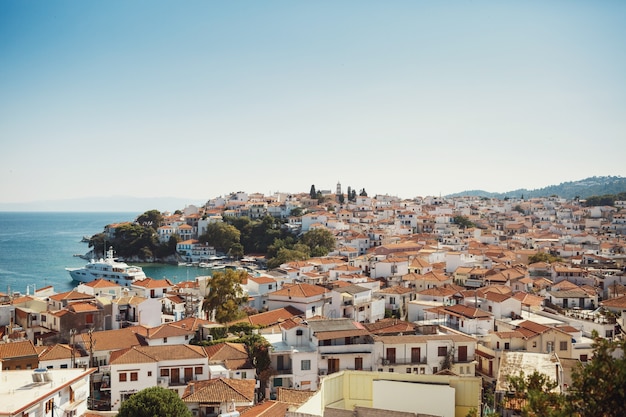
70,329,76,368
88,328,96,410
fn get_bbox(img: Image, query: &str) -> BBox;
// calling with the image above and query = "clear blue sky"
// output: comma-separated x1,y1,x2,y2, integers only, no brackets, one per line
1,1,625,208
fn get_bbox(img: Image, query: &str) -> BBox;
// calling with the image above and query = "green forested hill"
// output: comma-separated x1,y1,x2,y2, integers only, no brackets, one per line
447,176,626,200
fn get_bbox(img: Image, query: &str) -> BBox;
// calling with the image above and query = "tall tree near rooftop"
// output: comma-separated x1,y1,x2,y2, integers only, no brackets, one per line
112,223,159,259
199,222,241,253
359,188,367,196
567,332,626,417
202,269,248,323
310,184,316,199
266,246,310,269
452,215,475,230
300,228,336,257
136,209,163,231
290,207,304,217
117,386,192,417
228,242,244,259
506,370,567,417
527,252,562,264
239,333,275,400
347,186,352,201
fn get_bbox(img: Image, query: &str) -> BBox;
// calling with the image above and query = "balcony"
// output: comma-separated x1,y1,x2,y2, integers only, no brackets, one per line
381,357,426,366
275,368,293,375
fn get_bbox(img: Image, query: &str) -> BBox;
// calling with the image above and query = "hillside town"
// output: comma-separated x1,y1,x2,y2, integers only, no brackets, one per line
1,185,626,417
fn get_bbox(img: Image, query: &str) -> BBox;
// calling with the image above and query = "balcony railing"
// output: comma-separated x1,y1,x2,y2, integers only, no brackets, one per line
382,358,427,366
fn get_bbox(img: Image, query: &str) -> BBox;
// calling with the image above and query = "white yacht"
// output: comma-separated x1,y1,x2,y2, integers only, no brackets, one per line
66,247,146,286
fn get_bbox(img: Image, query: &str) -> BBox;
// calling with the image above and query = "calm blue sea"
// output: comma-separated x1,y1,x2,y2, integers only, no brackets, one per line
0,212,210,295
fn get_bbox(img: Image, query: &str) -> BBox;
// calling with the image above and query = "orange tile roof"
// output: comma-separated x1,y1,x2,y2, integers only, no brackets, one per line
49,290,95,301
145,323,195,339
601,294,626,309
68,302,99,313
240,400,290,417
110,344,206,365
170,317,218,331
79,326,148,351
230,306,304,327
0,340,38,359
377,286,413,295
270,283,328,298
276,387,316,405
38,344,83,361
182,378,256,403
83,278,121,288
133,277,174,288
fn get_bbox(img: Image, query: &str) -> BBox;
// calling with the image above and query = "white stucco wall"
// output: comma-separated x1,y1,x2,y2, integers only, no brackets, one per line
373,379,455,417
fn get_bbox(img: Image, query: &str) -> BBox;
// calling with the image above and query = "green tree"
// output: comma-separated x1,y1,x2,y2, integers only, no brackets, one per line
310,184,316,199
229,243,244,259
117,386,192,417
346,186,352,201
453,215,476,230
88,232,107,257
290,207,304,217
338,194,345,204
202,269,248,323
528,252,562,264
135,209,163,231
239,333,275,399
113,223,159,259
199,222,241,253
567,333,626,417
300,228,336,257
266,246,309,269
506,370,567,417
359,188,367,197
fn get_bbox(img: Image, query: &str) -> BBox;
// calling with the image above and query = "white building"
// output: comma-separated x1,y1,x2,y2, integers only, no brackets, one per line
0,367,94,417
329,284,386,323
266,318,319,393
372,333,477,376
109,344,209,411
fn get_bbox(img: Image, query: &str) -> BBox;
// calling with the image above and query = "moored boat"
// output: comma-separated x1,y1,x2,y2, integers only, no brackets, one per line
66,247,146,286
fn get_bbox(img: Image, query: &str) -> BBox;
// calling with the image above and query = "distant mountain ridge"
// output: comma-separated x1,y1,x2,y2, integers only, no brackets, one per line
447,176,626,200
0,196,205,213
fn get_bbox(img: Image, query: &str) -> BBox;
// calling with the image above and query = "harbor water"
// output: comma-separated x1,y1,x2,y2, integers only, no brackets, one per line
0,212,213,295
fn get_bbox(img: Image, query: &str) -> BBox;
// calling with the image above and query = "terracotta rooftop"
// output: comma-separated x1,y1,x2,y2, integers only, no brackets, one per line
78,326,148,351
170,317,218,332
82,278,121,288
270,283,328,298
377,286,413,295
0,340,38,359
276,387,316,405
110,344,206,365
145,323,196,339
68,302,100,313
38,344,83,361
132,277,174,289
601,294,626,309
240,400,290,417
182,377,256,404
230,306,304,327
49,290,95,302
